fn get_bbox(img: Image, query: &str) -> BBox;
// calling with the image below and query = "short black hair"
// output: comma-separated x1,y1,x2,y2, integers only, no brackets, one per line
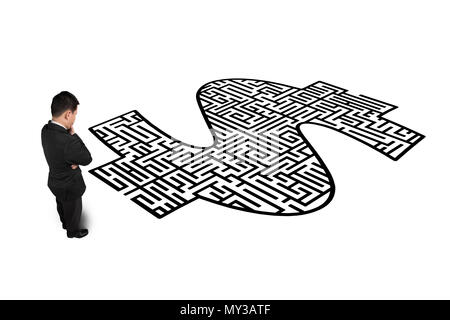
51,91,79,117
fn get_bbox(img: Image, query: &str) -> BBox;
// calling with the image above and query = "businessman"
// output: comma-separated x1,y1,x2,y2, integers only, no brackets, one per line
41,91,92,238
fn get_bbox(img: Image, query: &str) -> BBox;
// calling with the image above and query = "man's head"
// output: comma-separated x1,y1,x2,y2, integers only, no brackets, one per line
51,91,79,129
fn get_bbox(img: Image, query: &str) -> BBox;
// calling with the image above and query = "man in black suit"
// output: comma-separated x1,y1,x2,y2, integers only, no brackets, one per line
41,91,92,238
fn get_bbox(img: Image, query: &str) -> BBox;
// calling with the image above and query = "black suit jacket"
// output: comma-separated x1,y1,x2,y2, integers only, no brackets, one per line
41,121,92,200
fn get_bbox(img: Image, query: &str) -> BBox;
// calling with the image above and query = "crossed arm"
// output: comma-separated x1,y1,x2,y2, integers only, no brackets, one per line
64,126,92,170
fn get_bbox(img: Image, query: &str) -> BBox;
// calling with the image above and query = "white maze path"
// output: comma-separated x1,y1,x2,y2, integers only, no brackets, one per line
89,79,425,218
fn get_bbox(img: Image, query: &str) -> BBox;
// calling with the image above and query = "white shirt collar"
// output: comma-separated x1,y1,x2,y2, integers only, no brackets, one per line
51,120,67,130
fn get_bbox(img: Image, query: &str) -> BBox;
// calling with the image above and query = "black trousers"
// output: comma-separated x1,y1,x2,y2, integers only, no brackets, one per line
56,197,82,232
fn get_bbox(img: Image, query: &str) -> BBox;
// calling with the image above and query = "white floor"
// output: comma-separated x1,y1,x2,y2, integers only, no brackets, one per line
0,0,448,299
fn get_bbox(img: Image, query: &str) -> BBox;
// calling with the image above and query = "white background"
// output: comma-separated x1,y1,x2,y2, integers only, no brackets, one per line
0,0,448,299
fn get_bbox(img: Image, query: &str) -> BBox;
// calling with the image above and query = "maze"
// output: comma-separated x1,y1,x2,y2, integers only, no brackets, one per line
89,79,425,218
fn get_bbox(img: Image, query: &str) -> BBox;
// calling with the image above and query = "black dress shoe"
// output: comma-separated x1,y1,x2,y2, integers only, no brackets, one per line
67,229,89,239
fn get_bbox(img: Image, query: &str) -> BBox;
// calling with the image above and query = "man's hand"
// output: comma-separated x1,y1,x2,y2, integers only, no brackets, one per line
68,126,75,135
71,164,78,170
